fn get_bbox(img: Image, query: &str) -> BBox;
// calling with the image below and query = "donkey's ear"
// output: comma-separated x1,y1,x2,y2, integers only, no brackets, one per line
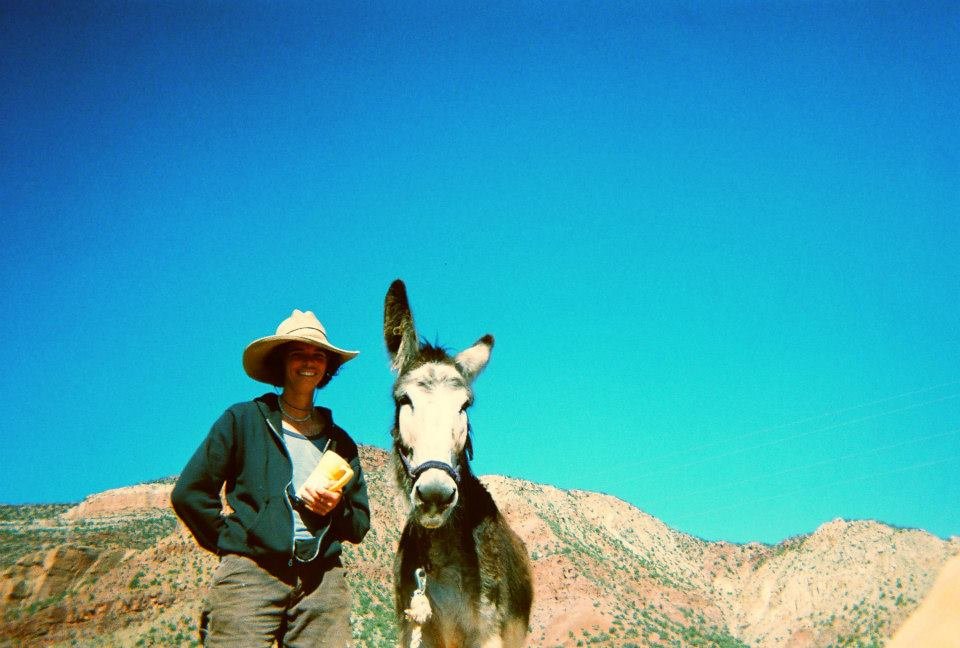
455,334,494,382
384,279,420,373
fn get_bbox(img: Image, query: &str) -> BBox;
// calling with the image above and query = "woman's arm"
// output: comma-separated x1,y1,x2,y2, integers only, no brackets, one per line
170,410,235,554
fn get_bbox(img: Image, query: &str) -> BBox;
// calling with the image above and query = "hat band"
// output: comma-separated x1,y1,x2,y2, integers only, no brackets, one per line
284,326,327,337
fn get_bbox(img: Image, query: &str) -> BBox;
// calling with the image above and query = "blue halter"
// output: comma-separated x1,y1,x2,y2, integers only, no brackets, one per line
398,451,461,484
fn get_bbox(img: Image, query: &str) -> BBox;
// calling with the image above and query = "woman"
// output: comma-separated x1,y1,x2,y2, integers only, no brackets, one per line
172,309,370,647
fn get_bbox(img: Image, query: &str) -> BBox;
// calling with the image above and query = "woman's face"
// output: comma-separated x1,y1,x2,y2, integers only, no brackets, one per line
283,342,329,391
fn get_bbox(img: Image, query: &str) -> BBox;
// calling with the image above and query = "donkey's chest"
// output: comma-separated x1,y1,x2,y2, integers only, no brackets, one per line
425,541,482,597
422,564,488,647
410,541,485,631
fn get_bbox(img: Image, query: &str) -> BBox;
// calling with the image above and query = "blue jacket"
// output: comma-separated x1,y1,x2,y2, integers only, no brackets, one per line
171,393,370,564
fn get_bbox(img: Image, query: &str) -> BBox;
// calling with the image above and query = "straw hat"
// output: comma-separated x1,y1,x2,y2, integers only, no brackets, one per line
243,309,359,385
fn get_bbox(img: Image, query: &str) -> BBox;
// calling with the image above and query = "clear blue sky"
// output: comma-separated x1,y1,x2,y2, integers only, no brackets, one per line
1,1,957,545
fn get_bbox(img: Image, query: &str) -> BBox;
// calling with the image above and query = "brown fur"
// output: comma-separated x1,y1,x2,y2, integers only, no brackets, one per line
385,280,533,648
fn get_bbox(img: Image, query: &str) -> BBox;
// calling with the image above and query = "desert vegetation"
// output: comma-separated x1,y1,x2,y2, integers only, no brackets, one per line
1,447,956,647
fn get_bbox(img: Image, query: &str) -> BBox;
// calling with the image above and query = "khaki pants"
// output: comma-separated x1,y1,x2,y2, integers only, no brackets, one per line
200,553,352,648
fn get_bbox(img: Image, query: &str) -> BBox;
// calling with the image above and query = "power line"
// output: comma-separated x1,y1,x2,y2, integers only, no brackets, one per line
665,455,960,528
653,427,960,505
616,390,960,485
612,379,960,473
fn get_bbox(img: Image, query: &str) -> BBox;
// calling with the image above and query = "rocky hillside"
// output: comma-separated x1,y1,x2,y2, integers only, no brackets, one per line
1,446,957,647
886,551,960,647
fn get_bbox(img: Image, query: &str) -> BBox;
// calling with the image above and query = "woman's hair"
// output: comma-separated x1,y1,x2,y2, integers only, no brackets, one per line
265,342,343,389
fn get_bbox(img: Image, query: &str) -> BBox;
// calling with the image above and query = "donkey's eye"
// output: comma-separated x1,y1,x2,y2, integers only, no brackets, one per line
397,394,412,408
459,400,472,413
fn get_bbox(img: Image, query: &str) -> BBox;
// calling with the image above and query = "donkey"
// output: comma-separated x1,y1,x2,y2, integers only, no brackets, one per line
384,279,533,648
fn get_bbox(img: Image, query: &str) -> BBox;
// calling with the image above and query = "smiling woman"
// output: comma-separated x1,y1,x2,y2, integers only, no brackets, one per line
280,343,330,393
170,309,370,648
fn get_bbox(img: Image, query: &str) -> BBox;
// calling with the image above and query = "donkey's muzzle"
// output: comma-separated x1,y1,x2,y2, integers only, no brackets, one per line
399,453,461,524
412,468,459,527
414,478,457,508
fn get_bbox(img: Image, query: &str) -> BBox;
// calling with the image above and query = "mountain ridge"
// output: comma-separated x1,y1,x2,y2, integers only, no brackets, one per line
1,445,956,647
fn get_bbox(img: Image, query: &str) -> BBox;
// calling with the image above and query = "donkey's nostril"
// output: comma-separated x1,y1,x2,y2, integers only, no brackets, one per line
414,480,457,508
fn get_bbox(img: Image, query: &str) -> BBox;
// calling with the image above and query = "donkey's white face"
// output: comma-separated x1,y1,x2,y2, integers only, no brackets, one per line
395,361,475,527
385,279,492,528
396,363,472,467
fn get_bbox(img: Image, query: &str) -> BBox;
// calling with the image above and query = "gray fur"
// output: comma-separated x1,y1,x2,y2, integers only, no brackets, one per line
384,279,533,648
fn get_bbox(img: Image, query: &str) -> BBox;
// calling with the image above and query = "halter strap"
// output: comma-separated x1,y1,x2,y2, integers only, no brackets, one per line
399,451,461,484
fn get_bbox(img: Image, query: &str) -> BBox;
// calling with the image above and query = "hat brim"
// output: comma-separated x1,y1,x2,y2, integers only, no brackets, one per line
243,334,359,386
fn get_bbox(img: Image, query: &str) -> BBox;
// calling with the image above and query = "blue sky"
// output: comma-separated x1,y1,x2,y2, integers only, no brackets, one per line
1,1,957,544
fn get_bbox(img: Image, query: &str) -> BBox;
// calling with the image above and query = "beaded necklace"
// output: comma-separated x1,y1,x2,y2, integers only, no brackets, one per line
279,396,313,422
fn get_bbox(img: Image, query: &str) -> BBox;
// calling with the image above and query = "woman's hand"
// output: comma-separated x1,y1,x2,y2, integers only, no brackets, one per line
300,485,342,516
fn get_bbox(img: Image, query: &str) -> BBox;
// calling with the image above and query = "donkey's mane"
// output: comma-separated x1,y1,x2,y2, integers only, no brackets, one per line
406,340,454,368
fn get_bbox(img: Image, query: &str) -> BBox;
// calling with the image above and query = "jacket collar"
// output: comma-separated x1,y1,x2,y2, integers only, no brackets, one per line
255,393,336,447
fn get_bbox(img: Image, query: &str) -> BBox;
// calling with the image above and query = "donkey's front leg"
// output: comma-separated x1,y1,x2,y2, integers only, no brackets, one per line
498,618,528,648
478,622,526,648
477,599,526,648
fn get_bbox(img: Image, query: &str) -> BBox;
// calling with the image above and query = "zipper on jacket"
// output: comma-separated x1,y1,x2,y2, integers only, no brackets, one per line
262,413,298,565
259,398,340,567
